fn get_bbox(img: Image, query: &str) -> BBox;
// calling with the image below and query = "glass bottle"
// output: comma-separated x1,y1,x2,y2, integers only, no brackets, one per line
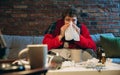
101,53,106,64
97,46,102,63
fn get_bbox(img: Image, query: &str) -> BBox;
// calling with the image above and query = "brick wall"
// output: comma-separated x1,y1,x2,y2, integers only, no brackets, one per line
0,0,120,36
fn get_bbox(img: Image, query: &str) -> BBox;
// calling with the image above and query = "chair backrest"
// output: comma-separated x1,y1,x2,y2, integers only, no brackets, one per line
0,30,7,59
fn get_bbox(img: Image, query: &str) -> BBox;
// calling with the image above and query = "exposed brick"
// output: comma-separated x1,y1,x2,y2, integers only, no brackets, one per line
105,29,119,33
13,5,28,9
12,14,28,18
0,0,120,36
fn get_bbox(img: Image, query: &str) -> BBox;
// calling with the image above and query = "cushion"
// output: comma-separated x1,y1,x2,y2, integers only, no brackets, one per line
100,36,120,58
91,33,115,46
3,35,44,59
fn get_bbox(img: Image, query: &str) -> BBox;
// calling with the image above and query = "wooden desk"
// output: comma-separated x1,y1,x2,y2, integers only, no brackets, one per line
0,59,48,75
2,67,48,75
46,62,120,75
47,70,120,75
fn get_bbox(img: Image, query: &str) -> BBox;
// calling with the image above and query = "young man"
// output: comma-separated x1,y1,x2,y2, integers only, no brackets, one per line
42,8,96,52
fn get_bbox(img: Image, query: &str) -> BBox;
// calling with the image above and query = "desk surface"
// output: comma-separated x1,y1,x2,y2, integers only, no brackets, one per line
47,61,120,75
0,59,48,75
1,67,48,75
1,59,120,75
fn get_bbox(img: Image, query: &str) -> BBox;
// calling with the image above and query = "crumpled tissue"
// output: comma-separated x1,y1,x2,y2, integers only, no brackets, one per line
65,22,80,41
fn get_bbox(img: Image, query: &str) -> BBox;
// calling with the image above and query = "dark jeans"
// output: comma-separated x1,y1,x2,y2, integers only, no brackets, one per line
85,49,97,58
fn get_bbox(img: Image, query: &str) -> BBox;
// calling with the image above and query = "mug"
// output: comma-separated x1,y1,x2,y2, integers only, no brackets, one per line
70,49,93,62
18,44,48,69
70,49,82,63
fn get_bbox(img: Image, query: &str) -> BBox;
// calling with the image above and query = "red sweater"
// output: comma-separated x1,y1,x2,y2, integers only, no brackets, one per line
42,19,96,51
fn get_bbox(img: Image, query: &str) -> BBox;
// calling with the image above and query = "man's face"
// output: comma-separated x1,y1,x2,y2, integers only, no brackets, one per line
64,16,77,25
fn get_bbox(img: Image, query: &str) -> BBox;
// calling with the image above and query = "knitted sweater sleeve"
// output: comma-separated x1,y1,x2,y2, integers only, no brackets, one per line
42,34,63,50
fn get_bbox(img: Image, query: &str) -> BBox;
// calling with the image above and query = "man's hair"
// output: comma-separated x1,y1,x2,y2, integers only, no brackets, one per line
62,7,78,19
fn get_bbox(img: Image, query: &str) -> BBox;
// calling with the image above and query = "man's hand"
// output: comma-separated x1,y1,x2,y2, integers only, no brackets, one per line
58,23,69,40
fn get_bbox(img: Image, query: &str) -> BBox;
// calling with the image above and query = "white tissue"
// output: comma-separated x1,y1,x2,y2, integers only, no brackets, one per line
65,23,80,41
